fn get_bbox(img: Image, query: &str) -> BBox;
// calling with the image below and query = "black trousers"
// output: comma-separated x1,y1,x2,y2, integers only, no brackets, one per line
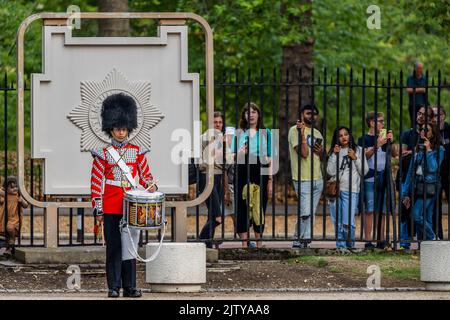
397,158,415,240
103,214,136,290
198,173,223,247
236,157,268,234
434,169,450,240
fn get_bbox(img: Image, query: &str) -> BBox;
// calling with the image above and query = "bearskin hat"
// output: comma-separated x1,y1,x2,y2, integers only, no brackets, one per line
101,93,138,136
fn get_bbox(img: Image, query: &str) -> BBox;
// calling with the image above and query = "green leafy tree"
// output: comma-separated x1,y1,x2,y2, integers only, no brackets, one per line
2,0,450,153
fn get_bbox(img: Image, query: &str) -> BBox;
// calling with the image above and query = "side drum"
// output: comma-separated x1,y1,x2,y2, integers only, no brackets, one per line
124,190,165,230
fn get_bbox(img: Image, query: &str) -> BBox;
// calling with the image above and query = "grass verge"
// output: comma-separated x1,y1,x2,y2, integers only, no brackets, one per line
288,251,420,281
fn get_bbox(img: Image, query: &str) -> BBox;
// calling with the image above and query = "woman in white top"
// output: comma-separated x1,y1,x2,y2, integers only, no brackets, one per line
327,126,369,248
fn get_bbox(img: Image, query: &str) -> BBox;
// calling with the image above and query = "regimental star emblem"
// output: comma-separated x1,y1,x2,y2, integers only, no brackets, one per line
67,69,165,151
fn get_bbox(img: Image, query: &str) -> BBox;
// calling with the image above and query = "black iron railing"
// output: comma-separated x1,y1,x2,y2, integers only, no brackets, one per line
1,68,450,249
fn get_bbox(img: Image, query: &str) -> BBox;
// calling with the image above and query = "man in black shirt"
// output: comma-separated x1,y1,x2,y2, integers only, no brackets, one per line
406,62,428,127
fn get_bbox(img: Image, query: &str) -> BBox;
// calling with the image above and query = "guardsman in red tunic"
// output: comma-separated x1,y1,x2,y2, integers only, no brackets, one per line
91,93,157,298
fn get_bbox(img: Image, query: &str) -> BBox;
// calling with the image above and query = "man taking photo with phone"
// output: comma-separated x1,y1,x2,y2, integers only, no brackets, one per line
288,104,324,248
358,112,395,249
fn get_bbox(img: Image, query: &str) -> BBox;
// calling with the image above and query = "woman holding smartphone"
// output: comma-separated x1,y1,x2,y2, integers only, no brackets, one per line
401,123,445,241
232,102,273,248
327,127,369,249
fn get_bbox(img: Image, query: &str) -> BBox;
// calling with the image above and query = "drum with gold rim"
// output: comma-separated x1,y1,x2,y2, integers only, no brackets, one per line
123,190,165,230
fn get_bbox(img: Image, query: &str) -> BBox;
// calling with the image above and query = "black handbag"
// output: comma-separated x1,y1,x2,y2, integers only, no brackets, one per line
412,151,440,198
414,181,438,198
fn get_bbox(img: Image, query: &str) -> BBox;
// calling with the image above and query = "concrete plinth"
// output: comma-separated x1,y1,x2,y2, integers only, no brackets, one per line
14,247,145,264
146,243,206,292
420,241,450,291
15,247,106,264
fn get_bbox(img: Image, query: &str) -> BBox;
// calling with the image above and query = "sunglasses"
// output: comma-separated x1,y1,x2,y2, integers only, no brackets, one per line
417,111,435,117
419,127,432,133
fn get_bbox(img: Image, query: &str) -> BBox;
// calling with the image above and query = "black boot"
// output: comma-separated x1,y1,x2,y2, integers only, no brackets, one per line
123,287,142,298
108,288,120,298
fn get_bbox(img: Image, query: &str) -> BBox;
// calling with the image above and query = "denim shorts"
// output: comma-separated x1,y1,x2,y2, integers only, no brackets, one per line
363,181,387,214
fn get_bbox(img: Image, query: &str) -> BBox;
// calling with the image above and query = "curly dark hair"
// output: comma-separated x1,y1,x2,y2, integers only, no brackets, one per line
101,93,138,137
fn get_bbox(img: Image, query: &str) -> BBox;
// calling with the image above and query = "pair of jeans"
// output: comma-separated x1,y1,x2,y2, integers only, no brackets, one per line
329,191,359,248
399,201,413,248
400,196,436,245
412,196,437,241
292,180,324,241
363,179,387,213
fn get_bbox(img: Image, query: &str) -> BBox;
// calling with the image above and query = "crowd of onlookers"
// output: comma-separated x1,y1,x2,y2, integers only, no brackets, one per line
1,62,448,252
287,103,448,249
195,61,450,249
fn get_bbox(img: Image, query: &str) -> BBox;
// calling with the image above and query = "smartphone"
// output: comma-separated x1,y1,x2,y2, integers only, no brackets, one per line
315,138,323,146
225,126,235,136
379,129,387,140
418,137,426,151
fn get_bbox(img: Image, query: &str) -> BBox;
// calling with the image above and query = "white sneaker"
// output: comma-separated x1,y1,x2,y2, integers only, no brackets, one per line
292,241,302,248
247,241,257,248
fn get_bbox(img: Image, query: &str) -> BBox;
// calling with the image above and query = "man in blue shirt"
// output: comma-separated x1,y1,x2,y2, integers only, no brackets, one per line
406,61,427,127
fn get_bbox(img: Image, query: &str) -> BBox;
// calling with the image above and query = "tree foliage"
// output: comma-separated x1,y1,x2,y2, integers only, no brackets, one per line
1,0,450,149
131,0,310,76
2,0,449,77
313,0,450,76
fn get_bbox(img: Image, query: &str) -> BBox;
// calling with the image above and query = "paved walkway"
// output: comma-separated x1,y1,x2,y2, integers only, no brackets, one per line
0,289,449,300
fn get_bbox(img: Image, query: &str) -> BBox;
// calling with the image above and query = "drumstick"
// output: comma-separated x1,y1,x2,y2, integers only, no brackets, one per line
145,179,159,192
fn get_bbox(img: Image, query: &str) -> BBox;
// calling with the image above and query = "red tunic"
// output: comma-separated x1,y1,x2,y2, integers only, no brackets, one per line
90,141,154,214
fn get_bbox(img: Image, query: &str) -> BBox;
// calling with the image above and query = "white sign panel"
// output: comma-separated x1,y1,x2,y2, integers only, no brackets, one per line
31,25,199,195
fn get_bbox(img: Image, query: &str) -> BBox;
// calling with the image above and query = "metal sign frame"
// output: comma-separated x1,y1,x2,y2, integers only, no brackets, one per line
16,12,214,247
